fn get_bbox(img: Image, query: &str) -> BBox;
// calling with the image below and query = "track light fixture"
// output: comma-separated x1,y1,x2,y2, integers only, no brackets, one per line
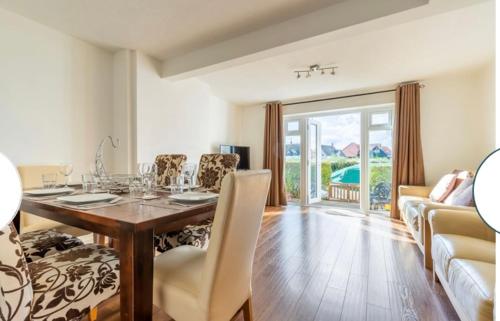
294,64,337,79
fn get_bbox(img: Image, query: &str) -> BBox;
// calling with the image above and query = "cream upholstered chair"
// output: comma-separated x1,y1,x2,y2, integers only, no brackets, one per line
154,153,240,253
17,165,89,236
153,170,271,321
0,223,120,321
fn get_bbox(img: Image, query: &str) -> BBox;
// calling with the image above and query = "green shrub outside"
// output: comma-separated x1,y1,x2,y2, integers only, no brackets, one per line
369,163,392,189
285,160,300,199
330,159,359,173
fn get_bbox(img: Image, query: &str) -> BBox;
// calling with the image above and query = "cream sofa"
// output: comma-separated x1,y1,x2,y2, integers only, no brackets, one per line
398,185,475,268
429,209,495,321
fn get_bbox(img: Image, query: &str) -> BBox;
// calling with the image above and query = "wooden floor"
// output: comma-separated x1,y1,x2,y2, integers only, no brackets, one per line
95,205,459,321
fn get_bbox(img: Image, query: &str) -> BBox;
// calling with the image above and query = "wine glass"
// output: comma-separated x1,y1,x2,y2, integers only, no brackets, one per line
59,164,73,187
182,163,197,191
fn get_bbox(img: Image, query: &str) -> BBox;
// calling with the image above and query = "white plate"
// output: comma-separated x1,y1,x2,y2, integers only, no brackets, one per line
24,187,75,196
163,184,200,190
168,191,218,202
57,193,118,204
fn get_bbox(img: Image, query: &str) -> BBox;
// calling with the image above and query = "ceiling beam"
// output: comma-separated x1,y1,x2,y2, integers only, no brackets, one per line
161,0,429,79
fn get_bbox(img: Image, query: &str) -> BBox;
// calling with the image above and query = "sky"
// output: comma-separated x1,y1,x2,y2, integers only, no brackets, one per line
286,112,392,149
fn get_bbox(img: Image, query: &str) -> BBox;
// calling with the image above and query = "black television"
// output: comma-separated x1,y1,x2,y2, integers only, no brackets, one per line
220,145,250,170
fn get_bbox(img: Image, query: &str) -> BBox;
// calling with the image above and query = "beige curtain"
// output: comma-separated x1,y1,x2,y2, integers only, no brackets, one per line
391,83,426,219
263,102,287,206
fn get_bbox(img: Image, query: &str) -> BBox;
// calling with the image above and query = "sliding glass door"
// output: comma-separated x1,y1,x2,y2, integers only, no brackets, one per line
284,105,393,214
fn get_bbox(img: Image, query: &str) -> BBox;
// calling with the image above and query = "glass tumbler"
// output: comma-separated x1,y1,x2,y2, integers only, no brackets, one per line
129,176,143,198
169,175,185,194
82,174,97,193
42,173,58,189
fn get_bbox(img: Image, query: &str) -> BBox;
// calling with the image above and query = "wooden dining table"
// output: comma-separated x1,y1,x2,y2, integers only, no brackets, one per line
15,192,217,321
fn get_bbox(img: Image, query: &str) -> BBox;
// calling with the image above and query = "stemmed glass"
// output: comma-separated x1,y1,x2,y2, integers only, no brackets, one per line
59,164,73,187
182,163,197,192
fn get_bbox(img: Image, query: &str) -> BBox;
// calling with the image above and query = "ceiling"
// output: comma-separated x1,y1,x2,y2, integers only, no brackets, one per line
0,0,343,59
198,1,494,106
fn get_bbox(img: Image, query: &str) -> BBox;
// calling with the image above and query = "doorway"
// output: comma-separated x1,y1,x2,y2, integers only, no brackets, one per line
284,105,393,214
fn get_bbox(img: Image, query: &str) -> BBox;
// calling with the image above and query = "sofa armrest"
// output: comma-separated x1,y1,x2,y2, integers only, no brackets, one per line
418,202,475,220
399,185,433,197
429,209,495,242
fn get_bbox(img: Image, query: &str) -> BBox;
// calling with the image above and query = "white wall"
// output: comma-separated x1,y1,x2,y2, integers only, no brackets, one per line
136,52,241,164
112,49,137,174
240,63,495,186
0,8,114,179
420,63,495,185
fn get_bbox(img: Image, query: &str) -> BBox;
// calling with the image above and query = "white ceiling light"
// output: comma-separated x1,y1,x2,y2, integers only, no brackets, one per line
294,64,337,79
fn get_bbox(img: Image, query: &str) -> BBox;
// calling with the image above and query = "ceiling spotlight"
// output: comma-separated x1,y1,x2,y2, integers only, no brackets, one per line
293,64,337,79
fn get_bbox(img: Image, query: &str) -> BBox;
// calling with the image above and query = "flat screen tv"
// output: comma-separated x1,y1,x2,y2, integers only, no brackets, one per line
220,145,250,170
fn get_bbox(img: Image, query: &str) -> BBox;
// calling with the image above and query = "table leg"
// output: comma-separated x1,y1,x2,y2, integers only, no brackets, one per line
119,228,154,321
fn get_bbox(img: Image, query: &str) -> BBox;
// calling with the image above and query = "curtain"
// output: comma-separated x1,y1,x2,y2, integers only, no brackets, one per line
391,83,426,219
263,102,287,206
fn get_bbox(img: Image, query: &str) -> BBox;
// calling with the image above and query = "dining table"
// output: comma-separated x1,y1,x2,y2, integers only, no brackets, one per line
15,189,217,321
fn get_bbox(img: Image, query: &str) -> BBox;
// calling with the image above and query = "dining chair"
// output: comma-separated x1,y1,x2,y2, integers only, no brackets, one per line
197,153,240,192
153,170,271,321
17,165,88,263
17,165,89,236
154,153,239,253
0,222,120,321
155,154,187,187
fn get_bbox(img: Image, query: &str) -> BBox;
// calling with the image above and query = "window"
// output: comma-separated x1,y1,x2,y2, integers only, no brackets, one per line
287,120,299,132
369,111,392,128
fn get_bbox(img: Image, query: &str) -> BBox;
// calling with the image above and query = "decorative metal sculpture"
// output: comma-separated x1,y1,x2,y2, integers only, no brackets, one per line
94,136,119,179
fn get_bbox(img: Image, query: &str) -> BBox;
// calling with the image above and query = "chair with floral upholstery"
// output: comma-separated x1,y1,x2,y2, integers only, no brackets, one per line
155,154,187,187
0,223,120,321
19,229,84,263
17,165,87,263
197,154,240,192
154,153,239,253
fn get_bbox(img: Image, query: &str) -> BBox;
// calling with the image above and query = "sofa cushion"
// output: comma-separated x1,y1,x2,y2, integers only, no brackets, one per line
432,234,495,280
448,259,494,321
404,205,420,233
429,174,457,202
398,195,429,212
404,205,422,244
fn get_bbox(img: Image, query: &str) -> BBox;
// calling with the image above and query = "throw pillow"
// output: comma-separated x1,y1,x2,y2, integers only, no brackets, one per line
429,174,458,202
444,177,474,206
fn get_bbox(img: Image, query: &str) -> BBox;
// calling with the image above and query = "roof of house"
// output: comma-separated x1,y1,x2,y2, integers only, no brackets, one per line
342,142,360,157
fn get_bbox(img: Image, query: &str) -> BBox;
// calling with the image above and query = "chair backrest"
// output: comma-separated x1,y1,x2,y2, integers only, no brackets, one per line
154,154,187,186
0,223,33,321
200,170,271,320
197,154,240,192
17,165,65,231
17,165,65,189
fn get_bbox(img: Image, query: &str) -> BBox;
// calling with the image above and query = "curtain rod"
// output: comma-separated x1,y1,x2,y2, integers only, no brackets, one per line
281,84,424,107
282,89,395,106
